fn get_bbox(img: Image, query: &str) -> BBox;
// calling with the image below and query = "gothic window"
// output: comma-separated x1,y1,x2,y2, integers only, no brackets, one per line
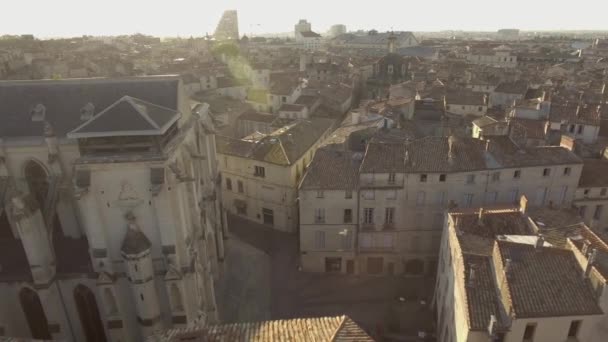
74,284,107,342
19,288,51,339
24,160,49,207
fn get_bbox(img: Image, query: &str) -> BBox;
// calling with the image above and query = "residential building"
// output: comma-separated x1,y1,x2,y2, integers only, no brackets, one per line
298,134,583,275
445,90,488,117
489,81,528,109
574,159,608,234
299,149,360,274
0,77,224,341
332,31,419,51
465,45,517,68
435,203,608,342
548,103,601,144
218,118,334,233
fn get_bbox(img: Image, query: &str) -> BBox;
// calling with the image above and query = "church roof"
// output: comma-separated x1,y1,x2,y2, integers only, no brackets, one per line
0,76,180,138
68,96,180,138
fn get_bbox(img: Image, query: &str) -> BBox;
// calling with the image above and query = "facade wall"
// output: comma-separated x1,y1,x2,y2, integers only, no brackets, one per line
574,186,608,232
446,104,487,117
299,189,358,273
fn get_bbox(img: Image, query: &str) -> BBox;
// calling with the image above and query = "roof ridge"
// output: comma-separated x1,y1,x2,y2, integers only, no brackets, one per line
124,96,160,130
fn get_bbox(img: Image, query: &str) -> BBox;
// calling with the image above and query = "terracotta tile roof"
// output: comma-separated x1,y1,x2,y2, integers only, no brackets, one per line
550,103,601,126
488,135,582,167
147,315,374,342
403,136,487,173
238,110,277,123
300,148,361,190
445,90,487,106
494,80,528,95
578,158,608,188
463,254,502,331
495,240,603,318
360,141,406,173
217,118,334,166
508,118,546,140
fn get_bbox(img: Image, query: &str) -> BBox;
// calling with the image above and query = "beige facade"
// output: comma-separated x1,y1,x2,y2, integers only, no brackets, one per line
219,119,334,233
435,207,607,342
0,77,224,341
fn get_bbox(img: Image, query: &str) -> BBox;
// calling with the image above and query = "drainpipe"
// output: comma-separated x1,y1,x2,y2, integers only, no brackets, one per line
56,281,77,342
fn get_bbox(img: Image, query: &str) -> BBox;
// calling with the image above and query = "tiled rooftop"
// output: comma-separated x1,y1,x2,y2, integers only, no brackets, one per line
147,315,374,342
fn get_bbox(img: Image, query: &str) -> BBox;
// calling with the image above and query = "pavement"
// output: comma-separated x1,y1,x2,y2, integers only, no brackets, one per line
219,213,436,339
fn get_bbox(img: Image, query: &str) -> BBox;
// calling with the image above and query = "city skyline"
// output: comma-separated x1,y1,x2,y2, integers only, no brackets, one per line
3,0,608,38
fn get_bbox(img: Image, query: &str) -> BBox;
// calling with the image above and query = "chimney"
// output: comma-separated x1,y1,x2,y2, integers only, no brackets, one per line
388,33,396,54
519,195,528,214
448,136,455,165
560,134,577,152
585,248,598,278
504,258,512,276
468,264,476,287
487,315,498,337
485,139,491,152
581,240,591,256
535,235,544,250
478,208,485,225
351,111,361,125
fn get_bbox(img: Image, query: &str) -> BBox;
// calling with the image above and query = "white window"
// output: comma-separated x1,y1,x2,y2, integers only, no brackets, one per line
314,208,325,223
388,173,396,184
340,231,352,250
363,190,375,200
464,193,474,207
416,191,426,206
437,191,447,206
364,208,374,224
485,191,498,204
385,207,395,224
254,165,266,177
466,174,475,184
386,189,397,200
345,190,353,199
316,190,324,198
509,188,519,202
314,231,326,249
491,172,500,182
560,186,568,205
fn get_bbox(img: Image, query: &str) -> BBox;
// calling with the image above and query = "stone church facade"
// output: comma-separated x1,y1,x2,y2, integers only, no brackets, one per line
0,76,225,341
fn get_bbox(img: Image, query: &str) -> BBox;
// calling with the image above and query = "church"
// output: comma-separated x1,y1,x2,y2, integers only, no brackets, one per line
0,76,225,341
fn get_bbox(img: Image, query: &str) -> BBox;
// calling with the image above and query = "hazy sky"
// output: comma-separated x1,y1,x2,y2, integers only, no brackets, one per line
3,0,608,38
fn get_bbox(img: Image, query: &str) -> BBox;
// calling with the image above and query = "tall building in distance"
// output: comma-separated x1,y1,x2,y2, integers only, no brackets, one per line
294,19,312,38
328,24,347,37
214,10,239,40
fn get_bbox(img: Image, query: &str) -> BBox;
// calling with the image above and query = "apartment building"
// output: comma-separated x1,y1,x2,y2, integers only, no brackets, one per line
298,134,582,275
435,203,608,342
574,159,608,234
218,118,334,233
299,149,360,273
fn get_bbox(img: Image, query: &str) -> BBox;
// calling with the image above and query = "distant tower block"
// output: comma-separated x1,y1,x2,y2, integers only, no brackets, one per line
214,10,239,40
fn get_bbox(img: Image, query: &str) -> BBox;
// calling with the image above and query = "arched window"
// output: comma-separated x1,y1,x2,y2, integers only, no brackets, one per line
19,287,51,339
74,284,107,342
103,288,118,315
404,259,425,276
170,283,184,311
24,160,49,207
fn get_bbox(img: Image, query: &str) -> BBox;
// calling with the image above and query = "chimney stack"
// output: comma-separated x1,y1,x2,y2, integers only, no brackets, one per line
478,208,485,225
535,235,545,250
504,258,512,276
585,248,598,278
581,240,591,256
485,139,491,152
519,195,528,214
468,264,476,287
448,136,455,165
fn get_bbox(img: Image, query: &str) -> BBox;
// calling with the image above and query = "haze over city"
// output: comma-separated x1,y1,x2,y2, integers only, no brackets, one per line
3,0,608,37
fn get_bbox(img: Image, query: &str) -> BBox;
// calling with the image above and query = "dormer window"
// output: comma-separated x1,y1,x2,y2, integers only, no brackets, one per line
80,102,95,121
30,103,46,122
